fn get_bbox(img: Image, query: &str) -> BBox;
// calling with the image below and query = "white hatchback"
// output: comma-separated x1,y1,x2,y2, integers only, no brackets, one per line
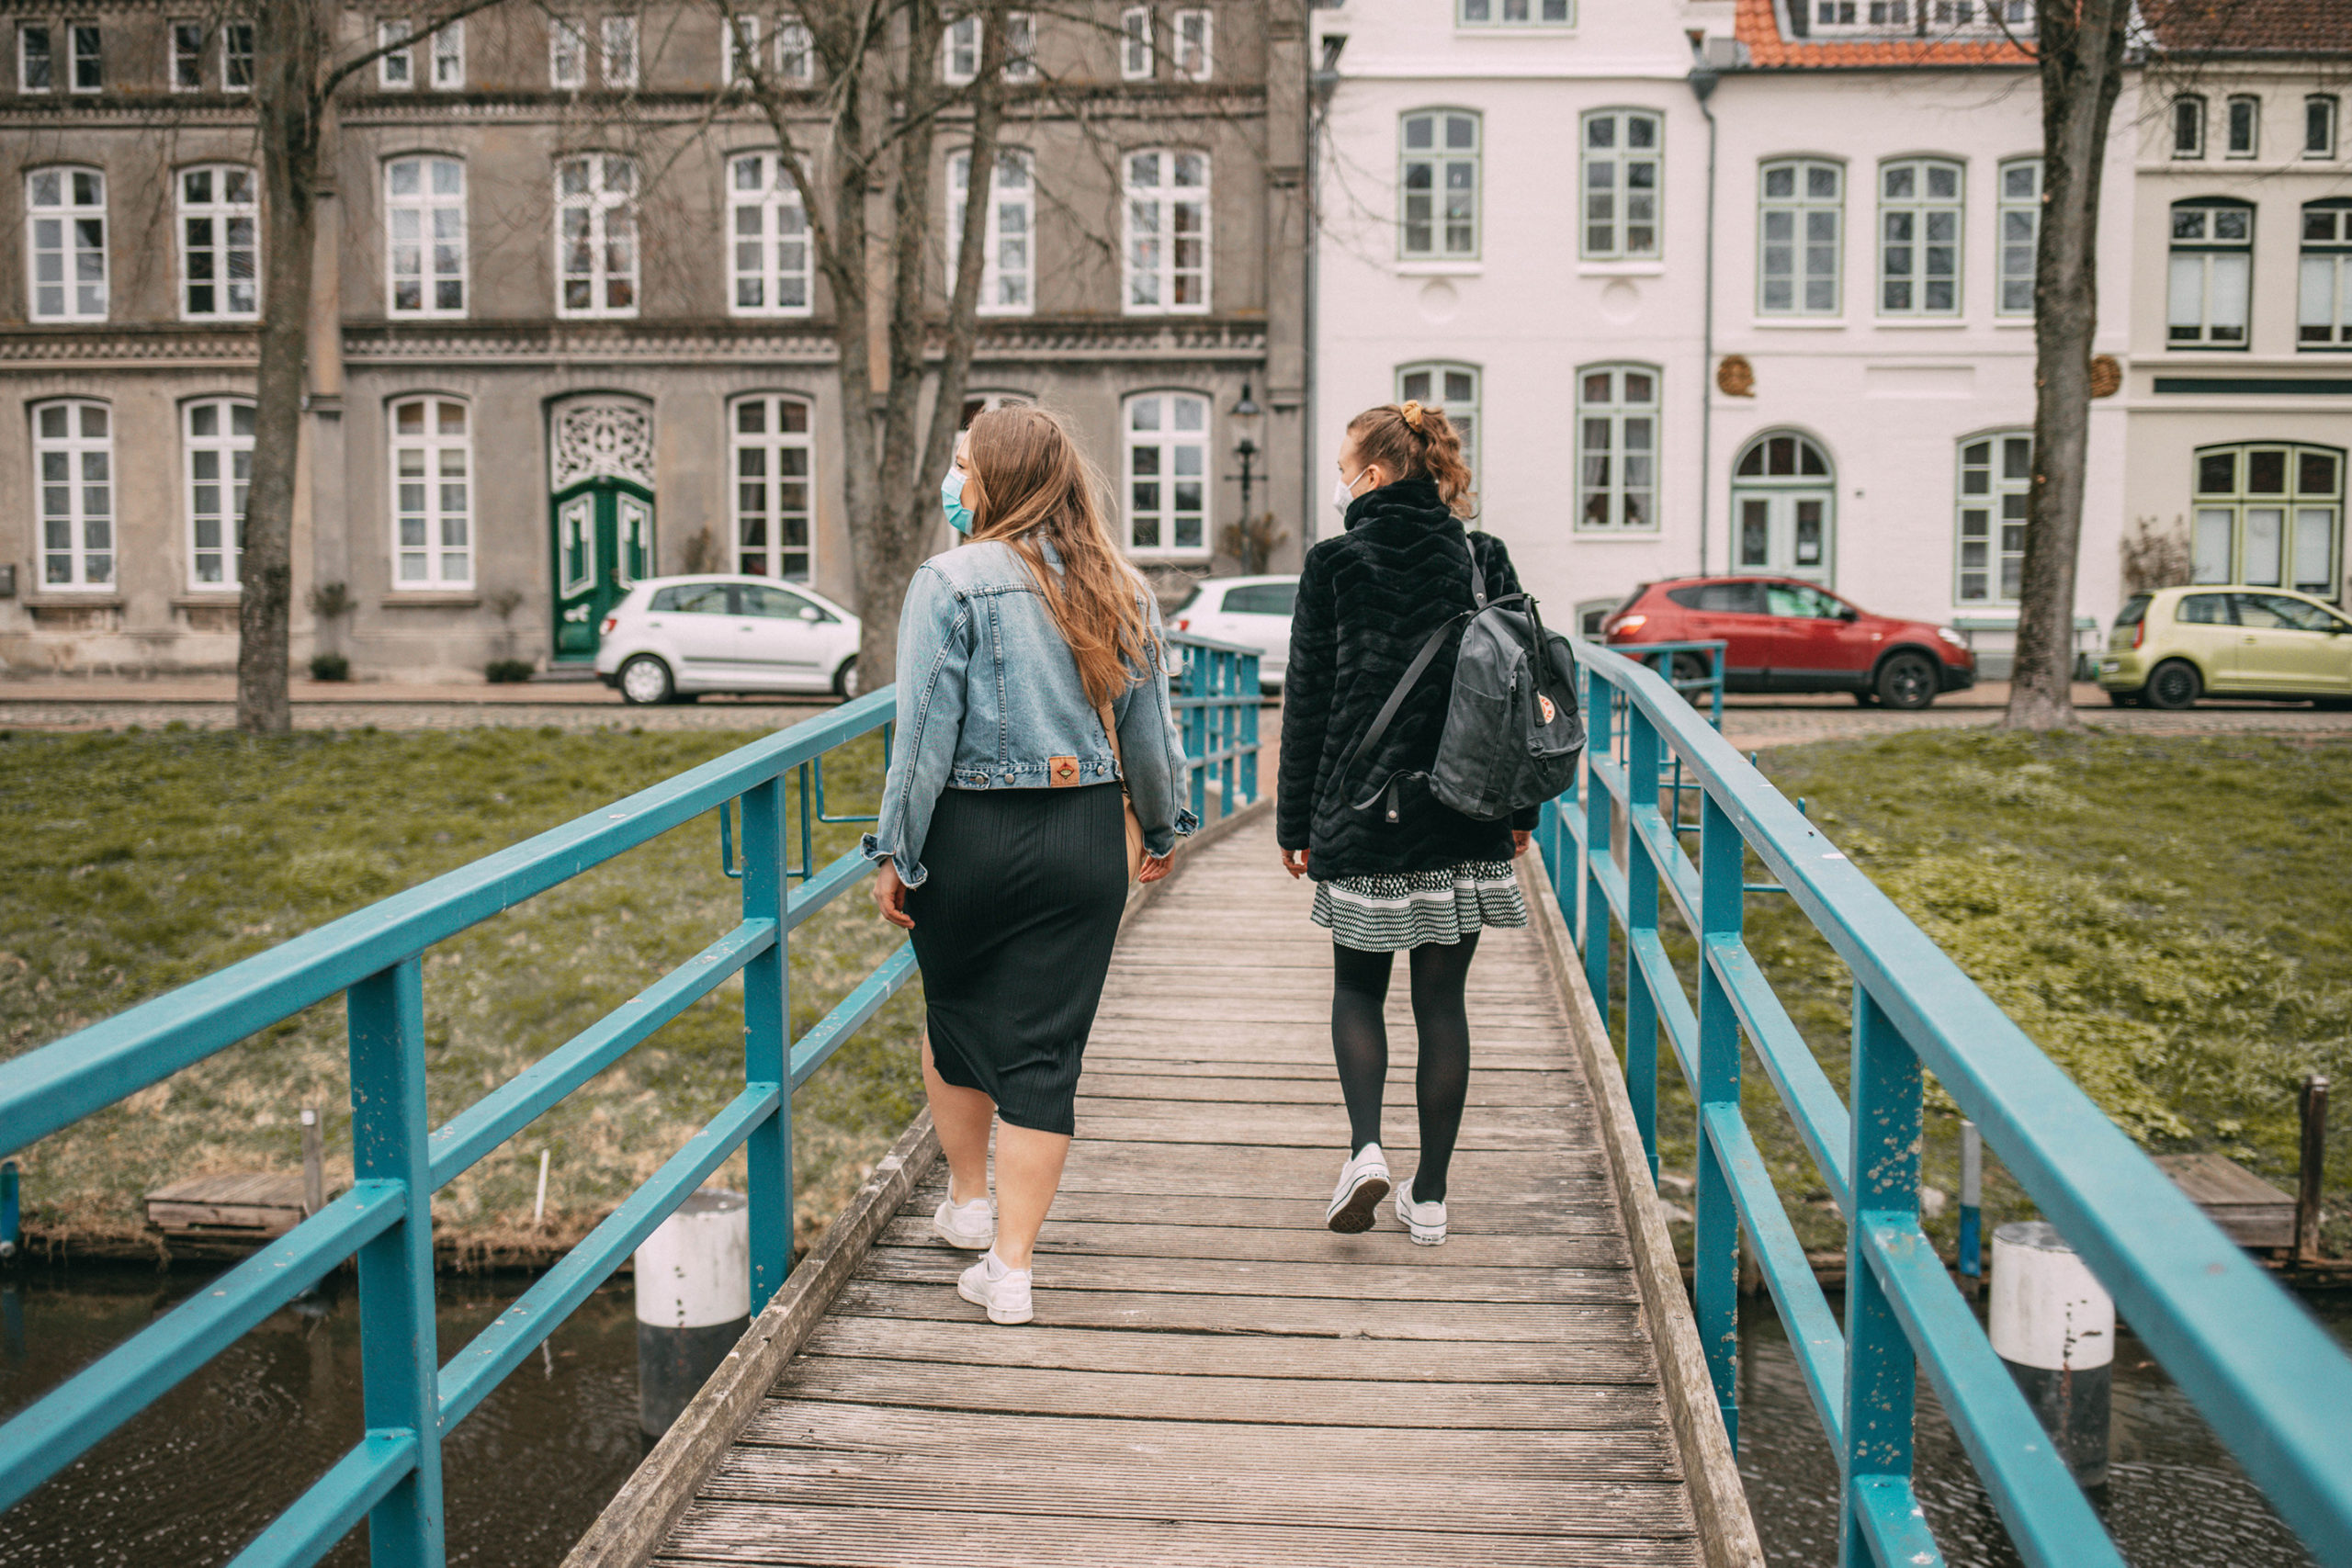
595,576,863,704
1172,574,1297,691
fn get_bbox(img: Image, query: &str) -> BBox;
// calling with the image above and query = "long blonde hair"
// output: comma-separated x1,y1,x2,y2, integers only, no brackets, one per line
963,404,1157,708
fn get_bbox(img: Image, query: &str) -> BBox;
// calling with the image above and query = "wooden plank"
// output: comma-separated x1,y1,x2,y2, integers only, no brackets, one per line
874,1213,1633,1268
854,1246,1641,1305
1069,1101,1586,1152
2153,1154,2295,1247
1046,1140,1623,1197
1076,1070,1589,1106
908,1179,1624,1234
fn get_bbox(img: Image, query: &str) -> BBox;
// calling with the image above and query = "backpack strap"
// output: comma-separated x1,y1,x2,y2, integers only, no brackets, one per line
1335,587,1533,814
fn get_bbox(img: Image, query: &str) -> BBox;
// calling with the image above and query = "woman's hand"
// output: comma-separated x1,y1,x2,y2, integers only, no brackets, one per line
1137,851,1174,885
1511,829,1532,859
1280,847,1309,879
871,859,914,930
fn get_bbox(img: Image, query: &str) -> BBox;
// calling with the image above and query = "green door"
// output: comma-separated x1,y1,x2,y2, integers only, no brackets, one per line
550,479,654,661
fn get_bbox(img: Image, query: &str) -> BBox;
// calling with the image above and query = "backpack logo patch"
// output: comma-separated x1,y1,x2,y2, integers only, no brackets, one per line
1538,694,1557,724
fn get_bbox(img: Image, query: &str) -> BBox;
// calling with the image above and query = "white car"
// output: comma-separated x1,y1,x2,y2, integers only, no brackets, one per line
1172,574,1297,691
595,576,863,704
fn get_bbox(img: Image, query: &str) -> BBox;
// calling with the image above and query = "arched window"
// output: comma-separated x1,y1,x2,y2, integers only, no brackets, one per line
390,396,473,589
2173,94,2207,158
26,166,107,321
1731,431,1835,581
729,152,812,316
1399,110,1479,259
2169,197,2253,348
178,164,258,320
1758,159,1841,316
184,397,254,589
1878,156,1962,316
385,155,466,316
1955,431,2031,604
1123,390,1209,557
2225,94,2260,158
32,400,113,590
556,154,639,317
1580,110,1661,259
1396,362,1479,486
2300,199,2352,349
1124,150,1209,311
730,394,816,581
2192,444,2343,599
1573,364,1657,532
948,148,1035,314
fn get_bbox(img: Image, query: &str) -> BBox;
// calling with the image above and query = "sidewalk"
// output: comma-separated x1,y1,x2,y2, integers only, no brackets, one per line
0,674,838,732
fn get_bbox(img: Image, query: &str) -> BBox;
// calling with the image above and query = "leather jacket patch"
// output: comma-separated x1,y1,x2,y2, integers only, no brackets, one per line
1047,756,1081,786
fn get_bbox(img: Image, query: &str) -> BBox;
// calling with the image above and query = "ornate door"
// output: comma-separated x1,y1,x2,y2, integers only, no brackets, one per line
548,398,656,662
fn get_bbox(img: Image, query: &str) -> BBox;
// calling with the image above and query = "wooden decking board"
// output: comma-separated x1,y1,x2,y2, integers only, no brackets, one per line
646,813,1704,1566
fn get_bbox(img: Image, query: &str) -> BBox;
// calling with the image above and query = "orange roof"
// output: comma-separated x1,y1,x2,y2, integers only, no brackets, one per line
1734,0,2035,68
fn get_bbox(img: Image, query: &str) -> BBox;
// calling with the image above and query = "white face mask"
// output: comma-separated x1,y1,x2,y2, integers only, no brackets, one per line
1330,467,1370,515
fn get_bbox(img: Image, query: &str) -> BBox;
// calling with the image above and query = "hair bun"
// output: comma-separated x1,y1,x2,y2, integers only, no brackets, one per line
1398,400,1425,431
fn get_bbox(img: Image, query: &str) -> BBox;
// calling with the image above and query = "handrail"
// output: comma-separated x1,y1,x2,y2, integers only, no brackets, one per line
0,648,1262,1568
1536,643,2352,1567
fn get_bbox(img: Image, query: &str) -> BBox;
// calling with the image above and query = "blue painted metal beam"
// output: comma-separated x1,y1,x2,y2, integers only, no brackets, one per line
784,849,876,932
1848,1475,1946,1568
790,945,920,1090
1626,929,1700,1089
1704,933,1853,1210
1704,1105,1846,1451
225,1430,420,1568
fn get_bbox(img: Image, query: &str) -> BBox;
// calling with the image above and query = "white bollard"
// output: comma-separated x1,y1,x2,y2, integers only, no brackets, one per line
634,1188,751,1437
1989,1220,2113,1488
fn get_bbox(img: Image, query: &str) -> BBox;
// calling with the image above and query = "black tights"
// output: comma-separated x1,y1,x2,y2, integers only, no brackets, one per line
1330,934,1479,1204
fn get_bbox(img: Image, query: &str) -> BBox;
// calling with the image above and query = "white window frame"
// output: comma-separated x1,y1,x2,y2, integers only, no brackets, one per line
2308,96,2340,161
183,396,254,590
68,21,99,93
729,393,817,581
949,147,1035,315
1004,10,1035,80
1758,158,1843,316
178,164,259,321
1396,362,1480,488
2168,199,2253,350
385,155,467,316
33,399,114,591
378,18,414,87
26,166,107,322
2225,94,2259,159
550,17,586,87
431,19,463,86
1400,108,1480,261
1122,390,1211,558
1877,156,1963,317
222,22,253,91
1120,6,1152,78
2173,94,2206,159
1123,148,1209,314
2300,202,2352,351
388,395,474,590
598,16,637,85
1996,157,2039,316
170,19,202,88
2191,444,2344,599
728,151,813,317
776,14,813,80
1172,7,1211,81
555,153,639,318
1579,108,1660,260
942,13,978,84
1573,364,1658,533
1455,0,1573,25
1955,430,2031,604
18,24,51,92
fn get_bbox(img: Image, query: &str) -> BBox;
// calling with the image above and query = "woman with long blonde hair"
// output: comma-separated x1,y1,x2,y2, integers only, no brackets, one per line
863,403,1193,1325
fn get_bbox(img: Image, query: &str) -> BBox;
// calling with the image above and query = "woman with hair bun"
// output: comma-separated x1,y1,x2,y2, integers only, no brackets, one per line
1277,399,1537,1247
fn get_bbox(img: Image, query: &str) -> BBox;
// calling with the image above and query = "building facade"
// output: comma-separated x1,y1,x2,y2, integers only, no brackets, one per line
2,2,1310,679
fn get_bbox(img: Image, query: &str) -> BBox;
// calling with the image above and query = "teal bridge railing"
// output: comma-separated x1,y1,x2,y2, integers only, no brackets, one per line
1536,642,2352,1566
0,634,1261,1568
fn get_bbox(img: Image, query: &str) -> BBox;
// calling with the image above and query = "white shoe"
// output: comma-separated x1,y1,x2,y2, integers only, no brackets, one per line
1395,1175,1448,1246
1326,1144,1392,1234
932,1187,996,1249
956,1249,1034,1325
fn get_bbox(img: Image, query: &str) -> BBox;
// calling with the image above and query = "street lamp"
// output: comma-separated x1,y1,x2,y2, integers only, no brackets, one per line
1229,382,1262,524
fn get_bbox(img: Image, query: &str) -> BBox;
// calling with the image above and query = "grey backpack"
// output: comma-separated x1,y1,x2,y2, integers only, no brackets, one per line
1336,545,1586,825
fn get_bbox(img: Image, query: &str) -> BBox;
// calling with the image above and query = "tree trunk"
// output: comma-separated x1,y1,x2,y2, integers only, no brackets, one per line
2005,0,2131,732
237,0,325,734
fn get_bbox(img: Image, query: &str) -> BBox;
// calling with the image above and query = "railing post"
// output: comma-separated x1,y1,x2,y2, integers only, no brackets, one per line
348,957,445,1568
1239,651,1261,804
1217,650,1238,818
1623,700,1661,1179
1695,789,1744,1450
1841,985,1921,1568
1579,658,1611,999
741,776,792,1312
1183,644,1208,824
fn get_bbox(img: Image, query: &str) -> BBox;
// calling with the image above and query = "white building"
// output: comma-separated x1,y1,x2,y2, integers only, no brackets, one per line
1307,0,2346,673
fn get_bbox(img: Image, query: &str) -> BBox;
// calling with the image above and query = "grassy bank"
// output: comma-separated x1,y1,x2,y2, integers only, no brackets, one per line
1633,729,2352,1260
0,724,922,1261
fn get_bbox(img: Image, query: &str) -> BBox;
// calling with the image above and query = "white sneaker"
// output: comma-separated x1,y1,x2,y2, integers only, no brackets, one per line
956,1249,1034,1325
1395,1176,1448,1246
932,1186,996,1249
1326,1144,1392,1235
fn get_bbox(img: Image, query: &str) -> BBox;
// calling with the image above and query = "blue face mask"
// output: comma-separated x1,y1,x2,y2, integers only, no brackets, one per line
941,466,975,536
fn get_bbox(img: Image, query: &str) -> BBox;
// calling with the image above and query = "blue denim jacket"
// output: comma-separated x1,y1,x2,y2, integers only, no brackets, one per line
860,538,1196,888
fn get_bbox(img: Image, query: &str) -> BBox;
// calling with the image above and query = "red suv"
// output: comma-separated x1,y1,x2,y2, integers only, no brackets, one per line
1601,576,1976,709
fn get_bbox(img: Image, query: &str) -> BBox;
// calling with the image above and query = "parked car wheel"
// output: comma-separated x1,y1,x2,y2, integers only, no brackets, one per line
618,654,675,705
832,655,860,700
1851,691,1879,707
1668,651,1713,708
2143,659,2201,710
1875,651,1938,711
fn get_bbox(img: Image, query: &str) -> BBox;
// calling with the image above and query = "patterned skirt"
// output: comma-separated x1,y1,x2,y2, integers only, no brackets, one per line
1310,860,1529,953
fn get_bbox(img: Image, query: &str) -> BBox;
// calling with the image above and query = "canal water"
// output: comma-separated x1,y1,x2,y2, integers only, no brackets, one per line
0,1260,2344,1565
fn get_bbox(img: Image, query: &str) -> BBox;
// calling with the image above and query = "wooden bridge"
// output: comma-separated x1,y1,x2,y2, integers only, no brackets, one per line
566,804,1758,1568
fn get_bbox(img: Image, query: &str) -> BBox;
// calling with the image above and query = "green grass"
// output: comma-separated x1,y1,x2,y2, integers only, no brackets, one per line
0,725,923,1257
1630,729,2352,1259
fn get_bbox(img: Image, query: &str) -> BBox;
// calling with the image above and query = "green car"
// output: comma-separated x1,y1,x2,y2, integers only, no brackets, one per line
2101,585,2352,709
